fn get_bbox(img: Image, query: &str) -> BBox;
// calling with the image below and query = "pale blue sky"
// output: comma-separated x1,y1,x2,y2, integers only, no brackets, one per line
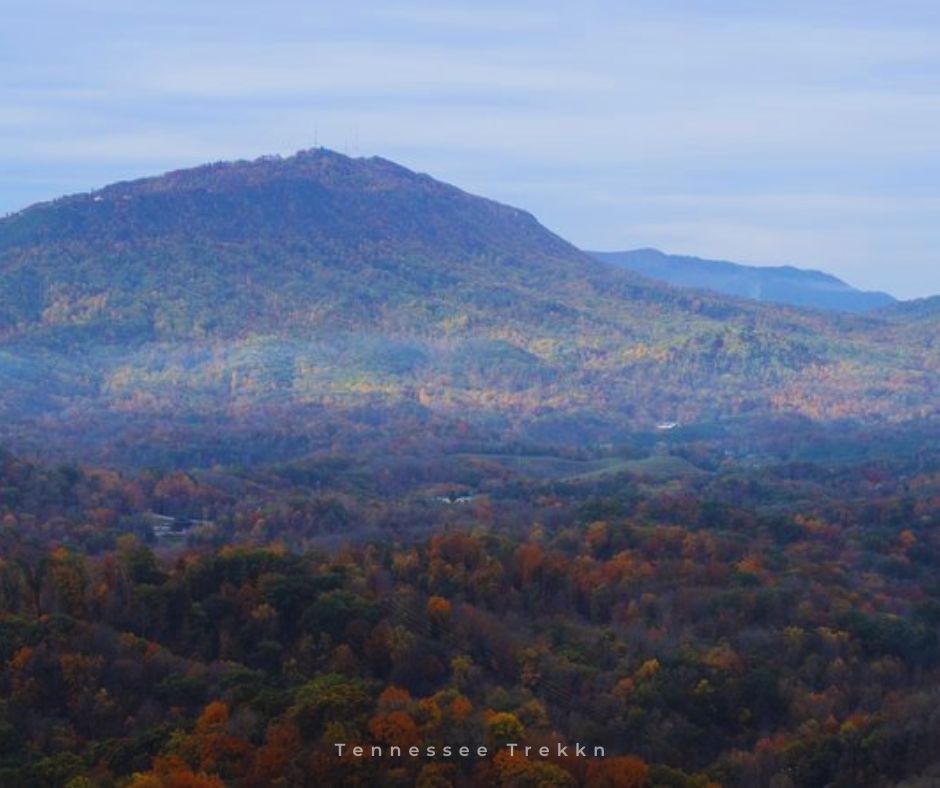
4,0,940,298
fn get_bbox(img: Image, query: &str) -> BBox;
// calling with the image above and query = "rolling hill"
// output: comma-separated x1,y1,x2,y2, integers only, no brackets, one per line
591,248,896,313
0,149,933,464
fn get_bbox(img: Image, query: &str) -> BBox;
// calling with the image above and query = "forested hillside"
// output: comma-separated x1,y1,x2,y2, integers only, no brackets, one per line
0,149,936,465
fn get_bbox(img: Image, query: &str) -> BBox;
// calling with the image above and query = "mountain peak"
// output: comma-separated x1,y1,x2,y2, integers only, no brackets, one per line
0,147,609,346
91,147,437,201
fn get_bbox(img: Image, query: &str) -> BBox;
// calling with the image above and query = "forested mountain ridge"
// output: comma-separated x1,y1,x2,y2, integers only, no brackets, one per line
0,148,619,342
0,149,934,463
591,248,896,313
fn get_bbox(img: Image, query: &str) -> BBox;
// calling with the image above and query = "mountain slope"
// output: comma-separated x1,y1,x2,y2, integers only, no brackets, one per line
592,248,896,313
1,150,623,342
0,150,933,464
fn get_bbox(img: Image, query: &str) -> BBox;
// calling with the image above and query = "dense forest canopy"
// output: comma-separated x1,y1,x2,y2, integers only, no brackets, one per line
2,430,940,786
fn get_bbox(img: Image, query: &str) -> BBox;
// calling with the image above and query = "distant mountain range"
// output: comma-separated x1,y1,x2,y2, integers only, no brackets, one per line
0,149,935,464
591,248,897,313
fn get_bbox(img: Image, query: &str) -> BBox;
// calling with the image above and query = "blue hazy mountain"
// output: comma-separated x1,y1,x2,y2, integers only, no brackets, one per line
591,248,896,313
